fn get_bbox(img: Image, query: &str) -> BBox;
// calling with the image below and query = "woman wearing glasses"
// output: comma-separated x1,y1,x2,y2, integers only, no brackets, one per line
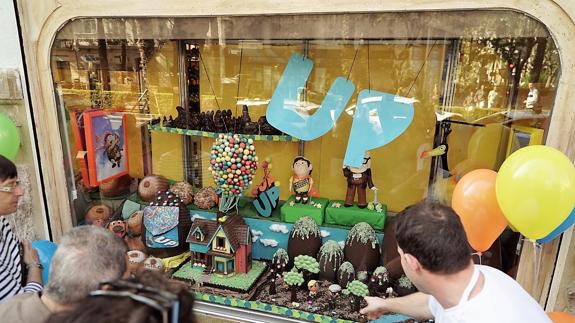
0,154,42,302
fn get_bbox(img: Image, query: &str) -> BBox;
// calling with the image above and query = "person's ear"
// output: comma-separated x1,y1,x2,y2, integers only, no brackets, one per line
403,253,423,272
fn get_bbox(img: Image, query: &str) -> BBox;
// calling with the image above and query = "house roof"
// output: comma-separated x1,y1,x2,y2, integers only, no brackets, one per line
186,214,250,251
186,218,218,245
221,214,250,252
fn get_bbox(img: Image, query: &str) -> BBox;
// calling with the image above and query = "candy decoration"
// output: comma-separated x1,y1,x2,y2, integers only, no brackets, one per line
210,134,257,213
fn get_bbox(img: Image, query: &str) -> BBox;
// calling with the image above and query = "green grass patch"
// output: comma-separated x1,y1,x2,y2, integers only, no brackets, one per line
173,261,267,291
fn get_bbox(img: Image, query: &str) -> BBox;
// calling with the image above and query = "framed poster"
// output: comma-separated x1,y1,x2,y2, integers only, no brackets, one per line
84,110,129,186
69,111,92,187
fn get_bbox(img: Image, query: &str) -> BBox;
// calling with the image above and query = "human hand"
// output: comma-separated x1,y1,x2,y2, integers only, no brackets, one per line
21,240,40,266
370,186,378,191
360,296,389,320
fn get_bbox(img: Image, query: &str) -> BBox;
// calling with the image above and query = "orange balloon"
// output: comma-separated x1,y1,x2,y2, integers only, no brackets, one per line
548,312,575,323
452,169,508,252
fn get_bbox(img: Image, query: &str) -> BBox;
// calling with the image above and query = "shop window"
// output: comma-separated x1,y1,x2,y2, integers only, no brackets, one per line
50,11,561,288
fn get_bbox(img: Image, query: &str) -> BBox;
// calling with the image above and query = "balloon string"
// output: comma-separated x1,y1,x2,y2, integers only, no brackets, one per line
532,241,542,295
471,252,482,265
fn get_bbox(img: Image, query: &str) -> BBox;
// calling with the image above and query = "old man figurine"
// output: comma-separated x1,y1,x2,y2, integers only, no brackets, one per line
343,151,376,208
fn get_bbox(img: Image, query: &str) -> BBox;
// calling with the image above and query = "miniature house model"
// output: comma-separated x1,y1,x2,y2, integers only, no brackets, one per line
187,214,252,274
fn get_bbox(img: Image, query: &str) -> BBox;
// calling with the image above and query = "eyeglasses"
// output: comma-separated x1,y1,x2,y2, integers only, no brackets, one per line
91,279,181,323
0,181,20,193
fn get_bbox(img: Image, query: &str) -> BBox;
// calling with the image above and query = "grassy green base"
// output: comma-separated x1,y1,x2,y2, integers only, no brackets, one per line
280,196,329,225
325,200,386,230
173,261,267,292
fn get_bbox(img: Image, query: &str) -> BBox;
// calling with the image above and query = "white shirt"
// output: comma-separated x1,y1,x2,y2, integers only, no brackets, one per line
428,265,550,323
526,88,539,109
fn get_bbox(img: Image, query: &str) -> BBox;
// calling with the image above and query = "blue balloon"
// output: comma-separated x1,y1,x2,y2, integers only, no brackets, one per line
537,207,575,244
31,240,58,285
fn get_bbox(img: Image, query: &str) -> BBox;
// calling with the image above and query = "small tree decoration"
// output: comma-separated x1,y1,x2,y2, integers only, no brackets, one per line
294,255,320,283
284,269,304,302
368,266,390,296
272,248,289,274
396,275,416,296
357,271,368,282
348,280,369,312
398,275,413,288
270,248,289,295
337,261,356,288
210,134,257,214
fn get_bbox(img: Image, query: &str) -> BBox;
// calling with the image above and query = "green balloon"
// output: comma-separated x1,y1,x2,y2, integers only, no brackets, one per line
0,113,21,160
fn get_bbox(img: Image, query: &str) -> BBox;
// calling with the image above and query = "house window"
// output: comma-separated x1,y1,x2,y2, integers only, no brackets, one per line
216,261,225,272
195,231,202,241
216,237,225,249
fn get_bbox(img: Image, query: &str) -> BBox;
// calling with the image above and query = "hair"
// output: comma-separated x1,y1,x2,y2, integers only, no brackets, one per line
46,271,196,323
44,225,127,304
394,200,471,274
0,155,17,181
292,156,311,167
293,156,312,175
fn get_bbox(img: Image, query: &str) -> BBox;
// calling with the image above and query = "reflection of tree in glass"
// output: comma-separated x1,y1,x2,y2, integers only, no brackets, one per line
457,15,560,109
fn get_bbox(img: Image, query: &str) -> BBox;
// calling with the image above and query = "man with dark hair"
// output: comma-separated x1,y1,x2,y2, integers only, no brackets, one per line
0,154,42,302
361,201,550,322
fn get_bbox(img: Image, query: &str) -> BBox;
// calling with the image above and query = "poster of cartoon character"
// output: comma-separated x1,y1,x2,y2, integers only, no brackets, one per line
84,110,129,186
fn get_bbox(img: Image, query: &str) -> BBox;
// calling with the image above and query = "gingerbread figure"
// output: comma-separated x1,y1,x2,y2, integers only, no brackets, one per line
289,156,314,204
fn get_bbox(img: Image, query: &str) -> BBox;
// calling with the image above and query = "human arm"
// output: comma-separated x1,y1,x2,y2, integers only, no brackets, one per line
289,176,293,192
21,241,43,291
360,292,432,321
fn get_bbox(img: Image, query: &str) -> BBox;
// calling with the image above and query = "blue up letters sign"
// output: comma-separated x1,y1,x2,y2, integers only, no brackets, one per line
266,54,414,167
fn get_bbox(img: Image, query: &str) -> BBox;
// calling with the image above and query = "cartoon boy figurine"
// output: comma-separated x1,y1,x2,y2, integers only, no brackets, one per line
290,156,313,204
307,279,319,303
343,151,376,208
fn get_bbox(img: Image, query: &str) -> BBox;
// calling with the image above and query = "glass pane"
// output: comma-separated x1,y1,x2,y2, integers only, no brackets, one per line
50,10,560,321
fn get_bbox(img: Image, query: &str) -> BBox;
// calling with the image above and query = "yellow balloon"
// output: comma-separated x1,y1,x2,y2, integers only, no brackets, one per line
496,145,575,240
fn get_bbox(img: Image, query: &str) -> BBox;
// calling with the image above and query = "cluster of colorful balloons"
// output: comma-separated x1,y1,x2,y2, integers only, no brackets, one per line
452,145,575,253
210,133,258,197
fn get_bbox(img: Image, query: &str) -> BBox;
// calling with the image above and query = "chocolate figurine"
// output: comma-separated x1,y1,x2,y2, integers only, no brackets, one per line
290,156,314,204
307,279,319,302
214,110,225,133
328,284,341,312
205,111,216,132
343,152,376,208
258,116,281,135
